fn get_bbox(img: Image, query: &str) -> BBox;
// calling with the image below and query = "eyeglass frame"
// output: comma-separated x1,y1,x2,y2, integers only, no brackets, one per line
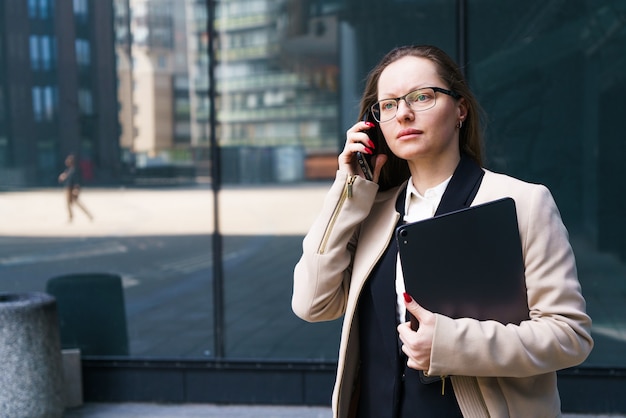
370,87,461,123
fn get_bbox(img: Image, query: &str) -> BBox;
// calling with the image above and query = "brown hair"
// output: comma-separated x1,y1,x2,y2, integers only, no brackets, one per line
359,45,485,191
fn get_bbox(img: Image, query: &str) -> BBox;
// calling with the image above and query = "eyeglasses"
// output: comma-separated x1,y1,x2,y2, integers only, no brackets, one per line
371,87,461,123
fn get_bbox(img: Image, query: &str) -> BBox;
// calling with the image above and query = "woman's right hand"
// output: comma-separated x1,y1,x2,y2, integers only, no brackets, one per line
339,120,387,183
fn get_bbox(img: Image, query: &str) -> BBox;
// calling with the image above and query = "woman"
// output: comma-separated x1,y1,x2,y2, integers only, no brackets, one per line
292,45,592,417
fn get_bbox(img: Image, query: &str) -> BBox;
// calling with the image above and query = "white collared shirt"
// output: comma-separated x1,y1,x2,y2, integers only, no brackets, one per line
395,175,451,323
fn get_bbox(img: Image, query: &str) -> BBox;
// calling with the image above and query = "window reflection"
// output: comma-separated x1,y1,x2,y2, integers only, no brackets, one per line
75,39,90,67
468,0,626,369
29,0,39,18
73,0,88,18
41,35,52,69
30,36,40,70
39,0,52,19
32,87,43,121
0,0,624,371
216,0,340,185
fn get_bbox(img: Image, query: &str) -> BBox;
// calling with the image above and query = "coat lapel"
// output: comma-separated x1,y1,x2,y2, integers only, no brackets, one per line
365,190,406,364
435,153,485,216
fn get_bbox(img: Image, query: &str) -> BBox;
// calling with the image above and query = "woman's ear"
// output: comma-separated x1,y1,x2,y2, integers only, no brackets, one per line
458,97,468,123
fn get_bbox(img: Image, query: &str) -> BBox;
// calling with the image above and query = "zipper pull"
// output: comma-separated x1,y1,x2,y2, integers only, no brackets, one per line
346,175,357,198
441,376,447,396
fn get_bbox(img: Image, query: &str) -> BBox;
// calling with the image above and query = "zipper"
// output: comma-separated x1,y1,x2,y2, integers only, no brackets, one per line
318,175,357,254
424,370,448,395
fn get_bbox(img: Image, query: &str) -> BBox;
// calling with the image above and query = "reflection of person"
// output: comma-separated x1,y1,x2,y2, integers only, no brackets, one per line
292,45,593,417
58,154,93,223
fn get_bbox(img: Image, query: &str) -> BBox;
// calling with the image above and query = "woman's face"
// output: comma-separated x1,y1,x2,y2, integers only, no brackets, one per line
376,56,466,165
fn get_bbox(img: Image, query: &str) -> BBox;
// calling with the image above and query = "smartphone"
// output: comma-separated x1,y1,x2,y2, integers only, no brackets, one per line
356,112,376,181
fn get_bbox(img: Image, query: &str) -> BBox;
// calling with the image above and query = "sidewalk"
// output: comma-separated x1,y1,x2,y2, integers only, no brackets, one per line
0,184,327,237
63,403,624,418
64,403,332,418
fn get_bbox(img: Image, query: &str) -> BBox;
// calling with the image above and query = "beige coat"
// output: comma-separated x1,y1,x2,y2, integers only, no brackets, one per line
293,169,593,418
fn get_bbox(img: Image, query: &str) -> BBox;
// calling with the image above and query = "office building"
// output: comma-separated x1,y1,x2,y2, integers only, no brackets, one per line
0,0,119,187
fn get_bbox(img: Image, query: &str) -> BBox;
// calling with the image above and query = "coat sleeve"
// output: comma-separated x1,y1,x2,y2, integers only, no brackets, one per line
292,171,379,323
428,184,593,378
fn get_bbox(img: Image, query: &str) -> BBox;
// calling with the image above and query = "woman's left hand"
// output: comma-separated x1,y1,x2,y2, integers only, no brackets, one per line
397,293,436,371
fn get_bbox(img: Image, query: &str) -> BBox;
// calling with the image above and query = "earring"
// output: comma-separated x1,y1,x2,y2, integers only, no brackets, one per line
457,120,463,129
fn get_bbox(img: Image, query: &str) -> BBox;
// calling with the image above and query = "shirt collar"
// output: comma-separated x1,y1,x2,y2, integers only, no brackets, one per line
404,175,452,219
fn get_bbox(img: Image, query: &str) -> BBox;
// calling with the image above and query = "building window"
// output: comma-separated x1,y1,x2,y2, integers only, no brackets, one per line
30,36,40,71
175,98,190,116
174,122,191,138
75,39,91,67
78,89,93,115
43,86,55,121
32,87,42,121
41,36,52,70
28,0,38,18
73,0,88,17
0,87,4,122
39,0,50,19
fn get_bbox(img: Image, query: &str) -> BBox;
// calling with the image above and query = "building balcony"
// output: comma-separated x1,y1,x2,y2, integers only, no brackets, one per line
216,73,307,93
215,14,273,31
216,103,337,123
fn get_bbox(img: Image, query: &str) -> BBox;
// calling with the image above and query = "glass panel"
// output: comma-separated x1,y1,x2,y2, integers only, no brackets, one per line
109,0,215,359
3,0,622,375
468,0,626,368
219,0,457,360
216,0,342,360
1,0,214,359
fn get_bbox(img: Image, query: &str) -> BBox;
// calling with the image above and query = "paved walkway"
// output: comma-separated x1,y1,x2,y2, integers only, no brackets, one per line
0,184,327,237
63,403,623,418
64,403,332,418
65,403,624,418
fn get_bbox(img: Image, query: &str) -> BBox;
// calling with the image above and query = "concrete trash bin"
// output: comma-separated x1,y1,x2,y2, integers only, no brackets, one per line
0,292,65,418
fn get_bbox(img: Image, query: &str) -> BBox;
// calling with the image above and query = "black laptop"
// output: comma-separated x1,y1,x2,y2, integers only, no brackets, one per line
396,197,529,325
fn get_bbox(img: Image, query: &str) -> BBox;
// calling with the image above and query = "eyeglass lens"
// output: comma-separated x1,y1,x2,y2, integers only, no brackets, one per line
372,88,438,122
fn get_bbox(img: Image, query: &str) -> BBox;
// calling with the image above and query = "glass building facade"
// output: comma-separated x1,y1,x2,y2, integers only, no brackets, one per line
0,0,625,412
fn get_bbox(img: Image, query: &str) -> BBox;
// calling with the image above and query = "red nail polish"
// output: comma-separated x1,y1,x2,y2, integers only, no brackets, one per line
403,292,412,303
363,148,373,155
365,121,375,128
368,140,376,148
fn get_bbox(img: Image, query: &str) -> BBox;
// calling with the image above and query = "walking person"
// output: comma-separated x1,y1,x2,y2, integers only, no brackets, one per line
58,154,93,223
292,45,592,417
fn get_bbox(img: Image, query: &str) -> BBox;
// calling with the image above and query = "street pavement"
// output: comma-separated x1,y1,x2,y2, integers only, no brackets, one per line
0,183,326,237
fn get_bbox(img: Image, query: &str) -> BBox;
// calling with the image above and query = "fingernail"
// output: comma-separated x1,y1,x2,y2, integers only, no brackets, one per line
363,148,373,155
403,292,412,303
365,122,375,128
367,140,376,149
